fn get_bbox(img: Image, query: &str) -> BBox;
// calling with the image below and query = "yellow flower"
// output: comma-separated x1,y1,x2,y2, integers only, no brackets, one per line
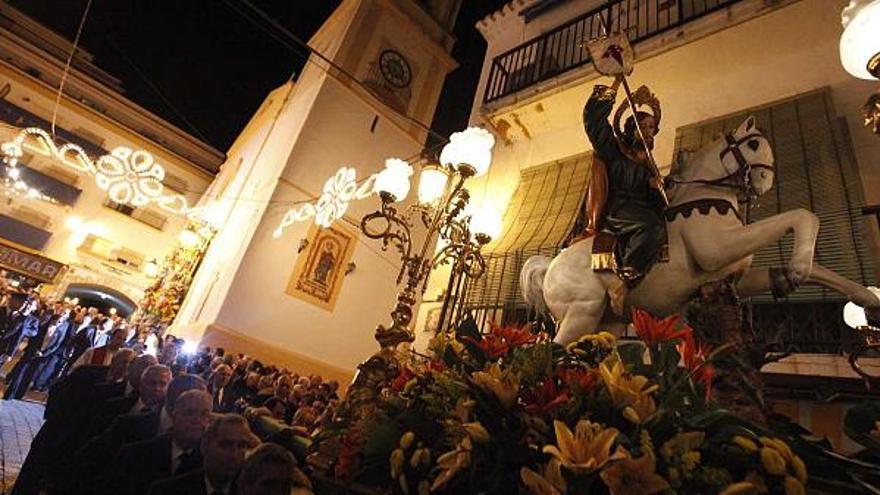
462,422,491,443
430,436,472,492
521,459,567,495
732,436,759,453
790,455,807,484
599,361,658,422
760,447,787,476
719,481,761,495
566,331,617,351
784,475,806,495
760,437,793,463
542,419,625,474
390,448,405,479
472,363,520,408
400,431,415,449
600,453,670,495
682,451,701,471
659,431,705,460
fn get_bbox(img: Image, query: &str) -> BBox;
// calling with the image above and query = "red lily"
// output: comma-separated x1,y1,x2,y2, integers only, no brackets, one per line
493,323,539,346
463,334,510,359
390,366,416,392
523,378,570,415
632,308,689,344
558,367,597,393
677,328,715,399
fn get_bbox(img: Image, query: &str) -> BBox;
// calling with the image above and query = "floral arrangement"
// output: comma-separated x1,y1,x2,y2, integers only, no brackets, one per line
138,227,210,325
317,310,818,494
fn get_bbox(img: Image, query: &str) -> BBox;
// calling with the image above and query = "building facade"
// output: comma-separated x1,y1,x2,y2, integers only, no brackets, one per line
418,0,880,450
171,0,462,382
0,5,223,315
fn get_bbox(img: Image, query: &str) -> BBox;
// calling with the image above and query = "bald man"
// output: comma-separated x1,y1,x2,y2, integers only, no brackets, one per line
103,390,212,495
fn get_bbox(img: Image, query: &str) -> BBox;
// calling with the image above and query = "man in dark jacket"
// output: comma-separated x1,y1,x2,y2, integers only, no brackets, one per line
32,311,74,391
3,303,66,400
146,414,258,495
67,374,206,495
101,389,212,495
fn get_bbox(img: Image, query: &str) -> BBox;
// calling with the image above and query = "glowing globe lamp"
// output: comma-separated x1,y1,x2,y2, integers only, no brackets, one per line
840,0,880,80
470,204,503,243
417,164,449,205
439,127,495,177
375,158,413,202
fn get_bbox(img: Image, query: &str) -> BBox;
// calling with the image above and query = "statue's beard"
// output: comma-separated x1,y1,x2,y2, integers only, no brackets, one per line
625,134,654,151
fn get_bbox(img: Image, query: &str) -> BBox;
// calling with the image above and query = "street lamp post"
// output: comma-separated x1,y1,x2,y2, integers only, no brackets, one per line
361,127,500,349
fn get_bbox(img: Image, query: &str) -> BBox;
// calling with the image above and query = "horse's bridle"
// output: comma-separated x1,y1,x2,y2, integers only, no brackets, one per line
666,131,773,198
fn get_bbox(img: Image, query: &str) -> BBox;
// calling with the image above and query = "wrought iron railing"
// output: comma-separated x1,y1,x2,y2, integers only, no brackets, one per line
483,0,743,103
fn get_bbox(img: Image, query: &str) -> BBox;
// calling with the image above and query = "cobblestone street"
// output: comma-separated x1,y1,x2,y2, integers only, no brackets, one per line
0,400,44,494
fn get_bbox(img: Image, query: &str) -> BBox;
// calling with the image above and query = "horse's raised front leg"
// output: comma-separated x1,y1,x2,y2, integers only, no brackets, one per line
683,208,819,286
737,264,880,308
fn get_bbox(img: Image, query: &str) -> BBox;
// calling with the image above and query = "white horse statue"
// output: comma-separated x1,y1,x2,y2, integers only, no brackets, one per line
522,116,880,345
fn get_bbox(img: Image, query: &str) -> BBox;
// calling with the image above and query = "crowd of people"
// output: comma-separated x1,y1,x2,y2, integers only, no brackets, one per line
0,285,344,495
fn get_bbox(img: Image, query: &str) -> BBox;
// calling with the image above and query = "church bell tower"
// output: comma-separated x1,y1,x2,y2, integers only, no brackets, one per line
172,0,462,381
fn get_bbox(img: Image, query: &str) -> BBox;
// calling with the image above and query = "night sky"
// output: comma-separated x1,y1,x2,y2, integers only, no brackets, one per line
10,0,508,152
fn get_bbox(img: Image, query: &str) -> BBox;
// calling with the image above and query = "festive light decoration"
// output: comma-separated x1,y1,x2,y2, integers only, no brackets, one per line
0,127,189,212
1,152,57,204
95,147,165,207
273,166,376,237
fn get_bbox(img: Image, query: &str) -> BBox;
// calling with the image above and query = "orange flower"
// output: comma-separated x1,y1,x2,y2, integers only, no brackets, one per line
632,308,688,344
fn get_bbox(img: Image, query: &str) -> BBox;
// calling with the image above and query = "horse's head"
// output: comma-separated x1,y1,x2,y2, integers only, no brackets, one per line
670,116,775,198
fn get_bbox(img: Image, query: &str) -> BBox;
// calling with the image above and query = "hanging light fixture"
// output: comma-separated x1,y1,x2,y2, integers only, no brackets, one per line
840,0,880,134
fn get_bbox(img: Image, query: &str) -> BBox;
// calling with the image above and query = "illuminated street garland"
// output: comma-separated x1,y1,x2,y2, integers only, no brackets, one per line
272,166,377,237
0,127,189,214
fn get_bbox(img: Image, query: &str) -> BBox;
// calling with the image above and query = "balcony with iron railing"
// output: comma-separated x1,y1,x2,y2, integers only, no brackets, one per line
483,0,745,104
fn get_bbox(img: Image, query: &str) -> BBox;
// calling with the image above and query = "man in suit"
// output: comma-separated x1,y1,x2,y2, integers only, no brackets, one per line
3,302,67,400
147,414,260,495
235,443,314,495
102,389,213,495
10,358,128,495
67,374,208,495
209,364,233,412
90,353,158,407
0,295,41,361
85,363,171,439
32,308,74,391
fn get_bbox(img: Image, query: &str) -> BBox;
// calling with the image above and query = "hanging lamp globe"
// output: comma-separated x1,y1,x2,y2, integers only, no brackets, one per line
439,127,495,177
375,158,413,202
416,163,449,205
840,0,880,80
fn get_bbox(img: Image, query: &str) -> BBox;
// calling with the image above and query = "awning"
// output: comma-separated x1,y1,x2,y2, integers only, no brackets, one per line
486,151,591,254
464,152,591,312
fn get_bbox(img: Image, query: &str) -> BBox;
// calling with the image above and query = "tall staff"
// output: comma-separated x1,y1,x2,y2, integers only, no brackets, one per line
585,15,669,206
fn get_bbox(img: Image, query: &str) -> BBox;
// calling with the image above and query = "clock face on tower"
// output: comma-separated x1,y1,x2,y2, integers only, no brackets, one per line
378,49,412,88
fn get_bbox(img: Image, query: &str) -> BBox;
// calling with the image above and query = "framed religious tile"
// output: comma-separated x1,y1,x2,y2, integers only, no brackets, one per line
285,223,356,311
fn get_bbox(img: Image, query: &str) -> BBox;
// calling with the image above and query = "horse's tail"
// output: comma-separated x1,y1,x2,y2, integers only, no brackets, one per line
521,255,551,315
